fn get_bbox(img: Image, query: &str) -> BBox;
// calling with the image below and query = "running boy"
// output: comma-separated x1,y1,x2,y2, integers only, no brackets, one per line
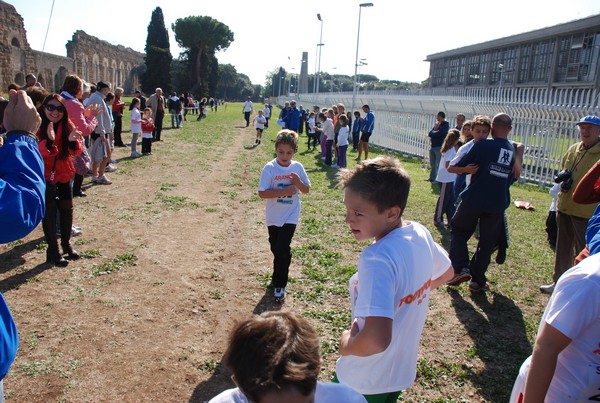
258,130,311,301
335,156,453,400
253,109,266,145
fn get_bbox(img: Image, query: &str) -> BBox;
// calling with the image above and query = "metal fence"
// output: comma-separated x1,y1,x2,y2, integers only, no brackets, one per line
283,86,600,186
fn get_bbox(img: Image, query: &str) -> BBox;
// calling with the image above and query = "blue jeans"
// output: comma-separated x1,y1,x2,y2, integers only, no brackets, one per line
429,146,441,181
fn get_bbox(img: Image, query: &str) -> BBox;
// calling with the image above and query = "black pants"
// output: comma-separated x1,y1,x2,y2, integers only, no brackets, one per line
112,113,124,146
325,140,334,165
450,201,504,286
244,111,251,127
153,113,164,140
42,180,74,255
267,224,296,288
141,138,152,154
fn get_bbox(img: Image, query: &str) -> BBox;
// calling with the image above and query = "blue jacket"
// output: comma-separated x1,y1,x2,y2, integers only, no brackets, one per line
362,111,375,133
428,121,449,148
0,294,17,379
0,132,46,243
284,107,301,131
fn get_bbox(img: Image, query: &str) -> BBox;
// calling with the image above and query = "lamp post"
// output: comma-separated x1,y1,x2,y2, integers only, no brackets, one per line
356,59,367,94
351,3,373,112
315,13,324,103
498,63,504,102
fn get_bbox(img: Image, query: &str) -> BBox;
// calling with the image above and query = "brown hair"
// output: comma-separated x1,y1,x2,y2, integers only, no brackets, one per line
275,129,299,152
61,74,82,96
38,94,75,160
337,155,411,215
222,311,320,402
471,115,492,130
442,129,461,153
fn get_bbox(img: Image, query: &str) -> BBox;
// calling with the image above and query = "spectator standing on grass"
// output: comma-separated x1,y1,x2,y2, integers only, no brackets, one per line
0,89,47,402
86,81,113,185
134,90,146,110
257,130,310,302
60,74,100,198
540,115,600,294
112,87,125,147
209,311,366,403
37,94,83,267
129,98,142,158
147,87,165,141
284,100,301,132
167,92,181,129
242,96,253,127
141,107,154,156
334,114,349,169
352,110,362,152
434,129,460,226
335,156,452,401
426,111,449,182
357,105,374,161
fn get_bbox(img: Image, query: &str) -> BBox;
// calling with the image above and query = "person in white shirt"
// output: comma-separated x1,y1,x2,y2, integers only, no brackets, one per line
262,105,271,128
334,114,350,168
242,96,253,127
209,311,366,403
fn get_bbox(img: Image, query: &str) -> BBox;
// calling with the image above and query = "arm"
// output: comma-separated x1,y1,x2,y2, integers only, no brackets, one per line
512,142,524,180
431,266,453,289
429,121,449,140
447,164,479,174
522,323,572,403
258,186,296,199
572,160,600,204
339,316,392,356
289,172,310,194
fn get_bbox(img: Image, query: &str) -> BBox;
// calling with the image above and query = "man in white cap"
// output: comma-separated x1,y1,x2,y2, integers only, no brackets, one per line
540,115,600,293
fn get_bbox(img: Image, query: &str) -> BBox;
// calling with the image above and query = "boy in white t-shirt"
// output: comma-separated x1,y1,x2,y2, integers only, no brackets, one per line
335,156,453,400
253,110,266,145
258,130,310,302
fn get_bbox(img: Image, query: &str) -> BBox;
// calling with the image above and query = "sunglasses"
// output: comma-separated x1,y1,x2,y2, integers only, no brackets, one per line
45,104,65,113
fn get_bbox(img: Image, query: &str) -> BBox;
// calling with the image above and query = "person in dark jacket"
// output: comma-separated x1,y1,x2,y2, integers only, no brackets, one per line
427,111,450,182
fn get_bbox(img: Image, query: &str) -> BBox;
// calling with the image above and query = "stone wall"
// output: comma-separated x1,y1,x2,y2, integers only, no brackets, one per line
0,0,145,94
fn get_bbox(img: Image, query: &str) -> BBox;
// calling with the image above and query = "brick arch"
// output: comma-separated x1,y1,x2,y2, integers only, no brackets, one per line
92,54,100,83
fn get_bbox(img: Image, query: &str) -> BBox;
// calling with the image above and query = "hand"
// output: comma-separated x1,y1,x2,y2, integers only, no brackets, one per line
68,129,82,142
84,104,101,117
464,163,479,174
3,89,41,134
281,185,297,197
512,160,523,180
289,172,302,187
47,123,56,141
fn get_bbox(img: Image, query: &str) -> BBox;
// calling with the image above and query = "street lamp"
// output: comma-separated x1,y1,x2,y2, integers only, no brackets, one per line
351,3,373,112
315,13,324,103
356,59,367,94
498,63,504,102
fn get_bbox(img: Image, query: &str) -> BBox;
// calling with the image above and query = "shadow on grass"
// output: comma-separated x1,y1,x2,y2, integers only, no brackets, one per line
448,289,532,402
252,289,283,315
0,236,45,276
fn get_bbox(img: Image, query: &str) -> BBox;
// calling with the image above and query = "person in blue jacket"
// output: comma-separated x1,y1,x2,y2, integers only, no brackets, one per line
0,89,46,394
283,100,301,131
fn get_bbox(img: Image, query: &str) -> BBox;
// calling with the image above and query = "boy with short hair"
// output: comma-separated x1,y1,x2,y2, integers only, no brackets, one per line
335,156,453,401
253,109,266,145
210,311,366,403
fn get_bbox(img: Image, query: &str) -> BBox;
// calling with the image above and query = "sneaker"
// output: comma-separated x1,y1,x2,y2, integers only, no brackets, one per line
91,176,99,183
495,247,507,264
469,281,490,293
71,226,82,237
255,138,259,144
434,220,446,227
331,164,339,168
105,164,117,173
447,268,471,286
539,283,555,294
95,175,112,185
131,151,142,158
274,287,286,301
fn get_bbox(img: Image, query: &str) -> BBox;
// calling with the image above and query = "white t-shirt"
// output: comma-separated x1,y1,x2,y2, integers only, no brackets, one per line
322,118,335,140
254,115,266,129
263,107,271,118
336,222,451,395
130,108,141,133
449,139,474,166
209,381,367,403
436,147,457,183
337,126,350,147
538,253,600,401
243,101,253,112
308,117,316,134
258,159,310,227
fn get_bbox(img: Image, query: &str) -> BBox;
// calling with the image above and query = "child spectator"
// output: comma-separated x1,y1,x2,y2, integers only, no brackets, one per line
306,112,317,151
129,98,142,158
335,156,452,400
334,114,350,168
258,130,311,301
434,129,460,226
141,107,154,156
453,120,472,203
546,183,560,250
209,311,366,403
352,111,362,152
321,112,335,166
253,110,266,145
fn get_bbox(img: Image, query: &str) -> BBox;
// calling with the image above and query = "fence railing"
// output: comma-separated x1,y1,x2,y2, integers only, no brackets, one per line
281,86,599,186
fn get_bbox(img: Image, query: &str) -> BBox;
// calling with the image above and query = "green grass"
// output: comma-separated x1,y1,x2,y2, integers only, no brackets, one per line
91,253,137,276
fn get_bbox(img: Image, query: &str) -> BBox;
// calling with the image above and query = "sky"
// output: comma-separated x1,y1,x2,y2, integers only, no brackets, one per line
10,0,600,86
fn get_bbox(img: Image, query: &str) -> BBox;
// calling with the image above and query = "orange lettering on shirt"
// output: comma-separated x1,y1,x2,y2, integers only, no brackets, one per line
399,279,432,307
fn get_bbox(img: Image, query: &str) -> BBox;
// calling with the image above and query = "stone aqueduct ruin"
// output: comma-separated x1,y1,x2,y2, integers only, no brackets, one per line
0,0,144,94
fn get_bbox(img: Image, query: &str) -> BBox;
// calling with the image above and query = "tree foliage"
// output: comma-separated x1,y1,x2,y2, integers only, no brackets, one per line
142,7,172,94
216,64,254,100
171,16,234,98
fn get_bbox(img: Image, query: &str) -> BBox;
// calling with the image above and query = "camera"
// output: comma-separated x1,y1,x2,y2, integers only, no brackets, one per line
554,169,573,192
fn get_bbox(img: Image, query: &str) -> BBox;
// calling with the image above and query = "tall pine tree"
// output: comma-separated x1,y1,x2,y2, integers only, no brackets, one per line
142,7,172,94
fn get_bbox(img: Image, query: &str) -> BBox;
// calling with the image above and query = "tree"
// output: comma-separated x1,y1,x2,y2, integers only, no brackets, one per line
171,16,234,98
142,7,172,94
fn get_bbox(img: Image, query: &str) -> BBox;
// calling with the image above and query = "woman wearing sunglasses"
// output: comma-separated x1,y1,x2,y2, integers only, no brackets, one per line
37,94,83,267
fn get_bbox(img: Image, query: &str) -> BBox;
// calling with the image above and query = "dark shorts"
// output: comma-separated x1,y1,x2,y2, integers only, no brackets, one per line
255,128,264,134
360,132,372,142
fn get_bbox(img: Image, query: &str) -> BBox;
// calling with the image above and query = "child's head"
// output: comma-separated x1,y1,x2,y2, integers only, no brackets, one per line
129,97,140,111
354,110,361,118
338,156,410,241
143,107,152,117
326,109,334,119
275,130,299,166
318,112,326,122
470,115,492,142
258,110,263,116
338,114,348,126
309,112,315,118
460,120,472,142
222,311,320,403
442,129,461,153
